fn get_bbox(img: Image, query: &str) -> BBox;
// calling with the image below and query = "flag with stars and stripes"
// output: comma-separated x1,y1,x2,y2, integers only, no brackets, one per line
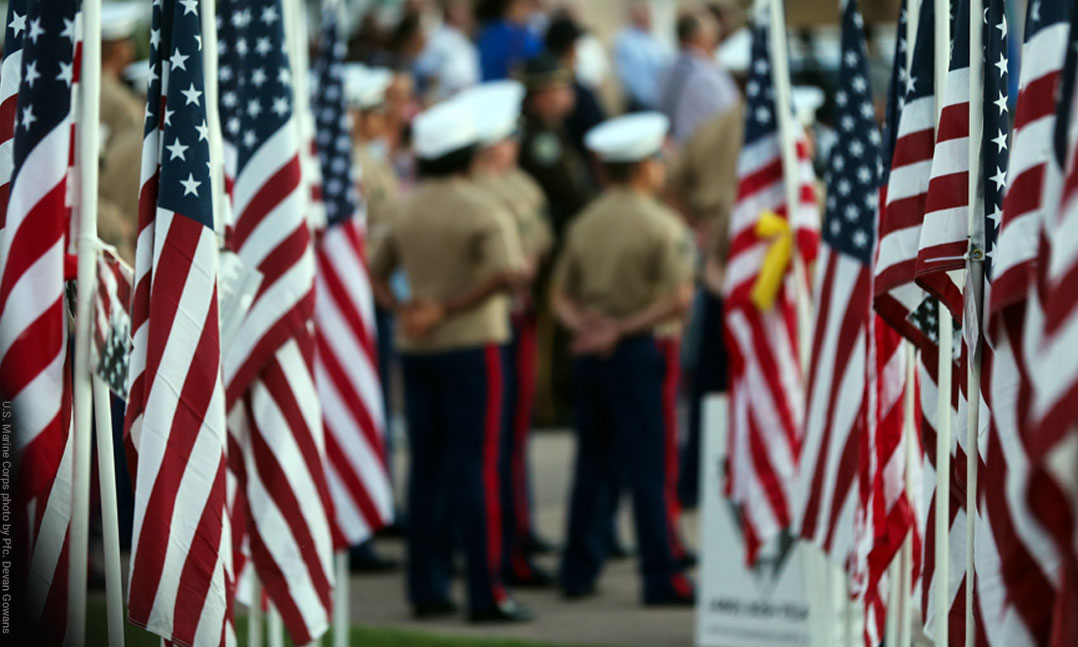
93,246,133,397
916,0,973,318
310,4,394,548
0,1,79,643
122,1,233,644
722,15,820,566
1025,12,1078,642
217,1,336,643
874,0,935,347
980,1,1072,645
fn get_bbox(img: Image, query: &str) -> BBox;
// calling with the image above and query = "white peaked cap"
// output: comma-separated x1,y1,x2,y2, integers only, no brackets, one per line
716,27,752,74
343,64,394,111
454,80,525,146
584,112,670,163
792,85,826,127
124,59,151,88
101,2,145,41
413,99,480,160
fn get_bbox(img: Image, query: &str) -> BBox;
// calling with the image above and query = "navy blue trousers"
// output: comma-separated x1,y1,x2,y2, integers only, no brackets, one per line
560,335,693,603
401,345,509,612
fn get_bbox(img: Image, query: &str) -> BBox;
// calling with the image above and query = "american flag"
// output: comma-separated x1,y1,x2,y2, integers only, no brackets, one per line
1027,27,1078,643
797,0,881,571
0,1,79,643
122,1,233,644
94,246,133,397
723,16,819,566
915,0,973,318
981,1,1071,644
874,0,934,348
217,1,335,642
311,4,394,546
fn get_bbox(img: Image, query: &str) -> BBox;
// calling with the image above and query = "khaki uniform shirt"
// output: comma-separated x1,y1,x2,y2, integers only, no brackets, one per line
473,169,553,260
551,189,695,323
98,76,145,264
354,143,401,249
667,103,744,267
369,176,526,353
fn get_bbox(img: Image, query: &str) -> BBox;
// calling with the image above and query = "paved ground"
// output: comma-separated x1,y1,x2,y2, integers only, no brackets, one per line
350,429,699,647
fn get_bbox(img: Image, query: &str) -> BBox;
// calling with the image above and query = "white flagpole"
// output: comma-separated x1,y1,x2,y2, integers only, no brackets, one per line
965,0,985,644
899,344,917,647
92,376,125,647
764,3,835,645
68,0,103,643
268,603,284,647
201,0,227,243
248,575,264,647
334,550,349,647
932,3,952,647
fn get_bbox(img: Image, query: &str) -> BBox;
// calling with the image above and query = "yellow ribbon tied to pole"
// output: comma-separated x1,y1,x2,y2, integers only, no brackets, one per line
750,211,793,311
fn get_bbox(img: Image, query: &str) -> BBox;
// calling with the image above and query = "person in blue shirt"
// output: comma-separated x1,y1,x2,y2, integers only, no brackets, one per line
476,0,543,81
614,2,673,112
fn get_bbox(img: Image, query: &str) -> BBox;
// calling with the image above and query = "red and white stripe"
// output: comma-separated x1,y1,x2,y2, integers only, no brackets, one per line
0,42,76,647
797,242,872,566
723,131,819,564
93,246,131,366
1022,66,1078,647
875,89,934,345
221,90,334,647
314,216,393,544
916,62,970,318
978,18,1071,647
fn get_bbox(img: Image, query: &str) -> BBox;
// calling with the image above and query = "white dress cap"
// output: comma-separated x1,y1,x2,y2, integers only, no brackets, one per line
343,64,394,111
413,99,480,160
454,80,524,146
716,27,752,74
584,112,670,163
124,59,151,89
101,2,146,41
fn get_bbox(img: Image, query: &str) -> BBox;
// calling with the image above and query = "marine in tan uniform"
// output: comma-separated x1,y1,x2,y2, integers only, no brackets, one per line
457,80,556,588
97,5,147,264
551,112,695,606
368,99,533,623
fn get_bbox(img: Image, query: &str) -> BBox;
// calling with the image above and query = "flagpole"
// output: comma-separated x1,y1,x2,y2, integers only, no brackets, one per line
92,375,125,647
201,0,227,244
249,575,264,647
899,344,916,647
932,3,952,647
965,0,985,644
68,0,103,643
764,3,836,645
268,603,284,647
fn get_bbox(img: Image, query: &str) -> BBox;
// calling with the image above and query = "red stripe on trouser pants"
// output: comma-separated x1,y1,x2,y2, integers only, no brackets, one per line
511,315,537,577
657,338,685,560
483,345,508,604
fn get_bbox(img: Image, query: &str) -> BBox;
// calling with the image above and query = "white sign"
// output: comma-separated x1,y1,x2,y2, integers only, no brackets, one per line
696,395,814,647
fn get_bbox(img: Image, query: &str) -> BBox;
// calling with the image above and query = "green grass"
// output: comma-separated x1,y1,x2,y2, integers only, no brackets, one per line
86,600,592,647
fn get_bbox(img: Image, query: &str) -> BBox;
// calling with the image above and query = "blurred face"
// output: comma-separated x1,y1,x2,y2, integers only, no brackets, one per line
354,108,388,142
528,84,575,122
385,74,414,123
102,38,135,74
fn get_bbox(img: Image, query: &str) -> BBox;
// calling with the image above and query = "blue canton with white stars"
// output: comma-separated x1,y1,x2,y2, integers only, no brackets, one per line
10,0,78,174
902,0,936,123
982,0,1010,281
878,0,907,187
3,0,29,60
823,0,879,265
216,0,293,174
146,0,214,230
311,7,361,227
742,22,778,148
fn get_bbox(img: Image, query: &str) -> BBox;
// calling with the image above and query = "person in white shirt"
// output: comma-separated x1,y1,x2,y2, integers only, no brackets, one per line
415,0,481,100
613,2,673,112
